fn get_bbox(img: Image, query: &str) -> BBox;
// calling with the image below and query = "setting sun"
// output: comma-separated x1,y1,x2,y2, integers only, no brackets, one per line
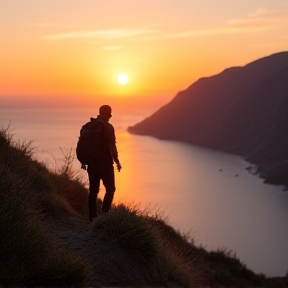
118,74,129,85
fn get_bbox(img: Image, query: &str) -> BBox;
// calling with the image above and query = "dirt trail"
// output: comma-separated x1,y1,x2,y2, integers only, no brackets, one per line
41,215,102,286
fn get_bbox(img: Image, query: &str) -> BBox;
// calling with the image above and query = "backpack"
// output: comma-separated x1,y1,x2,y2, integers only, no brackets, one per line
76,119,105,168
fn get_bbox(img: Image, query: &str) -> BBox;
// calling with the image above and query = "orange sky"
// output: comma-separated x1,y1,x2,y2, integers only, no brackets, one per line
0,0,287,110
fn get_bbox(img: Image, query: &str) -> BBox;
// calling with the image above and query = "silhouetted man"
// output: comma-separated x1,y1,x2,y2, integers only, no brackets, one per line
87,105,121,222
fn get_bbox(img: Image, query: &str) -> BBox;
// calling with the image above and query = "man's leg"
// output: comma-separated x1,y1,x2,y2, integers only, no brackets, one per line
87,165,101,221
101,165,116,213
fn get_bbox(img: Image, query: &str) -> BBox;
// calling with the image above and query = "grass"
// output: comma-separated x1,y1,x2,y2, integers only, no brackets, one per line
94,204,157,260
0,127,89,286
0,125,287,287
91,203,287,288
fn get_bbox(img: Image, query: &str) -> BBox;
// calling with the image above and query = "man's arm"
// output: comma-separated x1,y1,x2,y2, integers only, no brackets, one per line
108,143,121,172
106,124,122,171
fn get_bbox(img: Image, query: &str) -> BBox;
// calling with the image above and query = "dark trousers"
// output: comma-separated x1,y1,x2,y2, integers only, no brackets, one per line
87,164,115,219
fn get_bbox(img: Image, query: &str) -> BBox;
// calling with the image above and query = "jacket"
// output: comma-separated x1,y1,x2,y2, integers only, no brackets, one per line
90,116,120,165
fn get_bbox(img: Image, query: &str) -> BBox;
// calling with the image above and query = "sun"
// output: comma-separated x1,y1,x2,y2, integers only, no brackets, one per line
117,74,129,85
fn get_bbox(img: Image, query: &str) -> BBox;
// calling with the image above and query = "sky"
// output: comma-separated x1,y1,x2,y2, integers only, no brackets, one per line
0,0,287,110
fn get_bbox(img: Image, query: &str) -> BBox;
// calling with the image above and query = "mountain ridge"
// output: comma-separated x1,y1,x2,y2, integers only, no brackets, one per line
128,51,288,187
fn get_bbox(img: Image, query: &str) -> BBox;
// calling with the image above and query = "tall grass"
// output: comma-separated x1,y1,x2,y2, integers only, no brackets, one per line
46,147,88,217
94,204,158,263
0,127,88,285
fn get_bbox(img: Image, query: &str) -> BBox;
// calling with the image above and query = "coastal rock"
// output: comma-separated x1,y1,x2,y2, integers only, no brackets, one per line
128,52,288,187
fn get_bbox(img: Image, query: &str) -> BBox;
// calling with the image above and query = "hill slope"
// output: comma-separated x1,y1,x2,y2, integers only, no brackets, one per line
128,52,288,187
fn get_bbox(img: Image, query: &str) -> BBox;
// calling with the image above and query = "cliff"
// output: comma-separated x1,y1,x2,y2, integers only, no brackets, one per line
128,52,288,187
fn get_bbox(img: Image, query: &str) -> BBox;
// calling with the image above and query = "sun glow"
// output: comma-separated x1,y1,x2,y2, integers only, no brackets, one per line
118,74,129,85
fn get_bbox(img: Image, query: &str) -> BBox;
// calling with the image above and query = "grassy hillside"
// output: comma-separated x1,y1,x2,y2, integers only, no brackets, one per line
0,127,89,285
0,127,286,287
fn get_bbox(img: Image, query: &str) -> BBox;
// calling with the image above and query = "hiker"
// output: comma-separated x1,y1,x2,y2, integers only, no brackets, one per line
84,105,121,222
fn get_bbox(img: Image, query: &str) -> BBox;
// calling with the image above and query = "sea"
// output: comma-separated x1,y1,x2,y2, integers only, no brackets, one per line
1,107,288,277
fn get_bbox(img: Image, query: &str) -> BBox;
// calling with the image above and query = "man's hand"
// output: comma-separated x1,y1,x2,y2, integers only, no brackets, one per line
116,163,122,172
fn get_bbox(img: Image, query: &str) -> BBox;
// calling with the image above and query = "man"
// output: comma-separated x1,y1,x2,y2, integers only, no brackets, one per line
87,105,121,222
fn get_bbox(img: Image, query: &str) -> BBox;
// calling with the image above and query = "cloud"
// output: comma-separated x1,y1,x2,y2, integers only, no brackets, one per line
133,8,287,41
247,8,276,18
41,8,287,43
32,22,82,28
160,8,288,39
42,28,158,41
226,9,287,31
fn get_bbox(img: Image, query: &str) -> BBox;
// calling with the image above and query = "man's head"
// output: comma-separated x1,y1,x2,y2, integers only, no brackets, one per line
99,105,112,119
